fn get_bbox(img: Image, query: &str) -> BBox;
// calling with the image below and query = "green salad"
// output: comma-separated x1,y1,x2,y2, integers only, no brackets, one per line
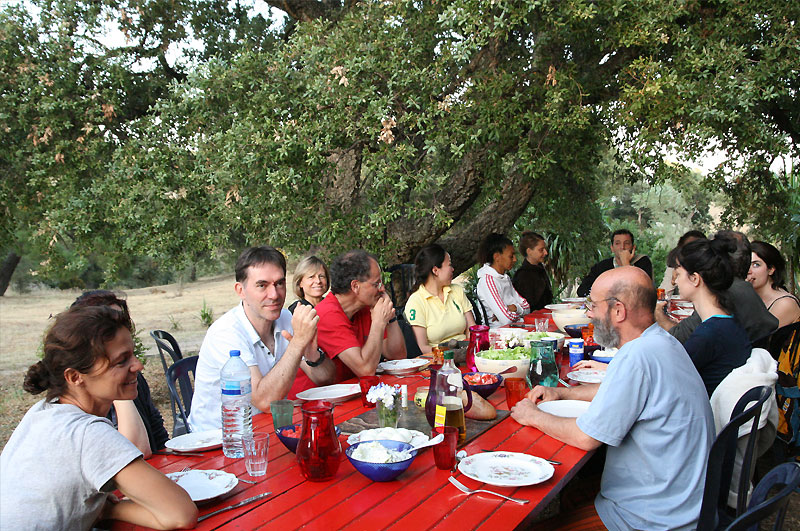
523,331,559,341
477,347,529,360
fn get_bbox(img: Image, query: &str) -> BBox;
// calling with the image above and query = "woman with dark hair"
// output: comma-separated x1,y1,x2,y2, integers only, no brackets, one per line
747,241,800,329
658,230,706,296
71,290,168,456
404,245,476,353
288,256,330,313
677,237,752,395
476,233,530,328
0,306,197,530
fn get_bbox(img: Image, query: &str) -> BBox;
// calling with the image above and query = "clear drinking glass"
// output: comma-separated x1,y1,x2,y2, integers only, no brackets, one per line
243,432,269,477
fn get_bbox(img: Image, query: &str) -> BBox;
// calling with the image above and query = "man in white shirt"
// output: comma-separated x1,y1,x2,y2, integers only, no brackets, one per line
189,246,335,432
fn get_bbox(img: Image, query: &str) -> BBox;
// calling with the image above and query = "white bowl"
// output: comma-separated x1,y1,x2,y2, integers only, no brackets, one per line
550,309,591,334
474,352,531,379
545,303,580,311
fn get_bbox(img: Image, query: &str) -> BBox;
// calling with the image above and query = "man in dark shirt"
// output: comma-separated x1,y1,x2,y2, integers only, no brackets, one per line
512,231,553,311
577,229,653,297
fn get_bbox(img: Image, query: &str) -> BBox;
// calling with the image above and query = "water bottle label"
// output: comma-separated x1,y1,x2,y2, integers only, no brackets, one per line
221,380,252,396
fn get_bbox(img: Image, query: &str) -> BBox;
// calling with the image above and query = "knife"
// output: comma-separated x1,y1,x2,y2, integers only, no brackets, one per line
197,492,272,522
154,450,205,457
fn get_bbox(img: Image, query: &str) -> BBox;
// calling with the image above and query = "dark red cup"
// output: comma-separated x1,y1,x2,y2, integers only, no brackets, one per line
505,378,529,409
431,426,459,470
358,376,380,408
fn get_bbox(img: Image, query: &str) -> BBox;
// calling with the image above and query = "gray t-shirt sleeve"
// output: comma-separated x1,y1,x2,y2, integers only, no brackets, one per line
81,418,143,491
577,357,647,447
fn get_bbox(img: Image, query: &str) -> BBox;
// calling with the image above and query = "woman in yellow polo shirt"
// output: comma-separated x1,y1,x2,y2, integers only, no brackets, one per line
404,245,477,353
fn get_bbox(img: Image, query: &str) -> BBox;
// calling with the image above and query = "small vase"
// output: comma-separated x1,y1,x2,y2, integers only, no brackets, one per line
376,395,400,428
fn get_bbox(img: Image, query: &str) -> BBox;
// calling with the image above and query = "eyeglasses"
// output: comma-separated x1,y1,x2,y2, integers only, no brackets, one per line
362,279,383,289
585,295,619,311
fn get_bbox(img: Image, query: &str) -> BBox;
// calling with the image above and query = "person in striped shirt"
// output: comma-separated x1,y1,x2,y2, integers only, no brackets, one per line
476,233,530,327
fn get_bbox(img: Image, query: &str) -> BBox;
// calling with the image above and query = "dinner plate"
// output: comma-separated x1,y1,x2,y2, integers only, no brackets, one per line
165,429,223,452
566,369,606,384
296,383,360,403
537,400,591,418
458,452,554,487
166,469,238,503
377,358,429,375
347,427,429,447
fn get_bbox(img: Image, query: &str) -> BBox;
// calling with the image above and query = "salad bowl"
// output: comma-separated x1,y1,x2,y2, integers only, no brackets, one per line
474,348,531,378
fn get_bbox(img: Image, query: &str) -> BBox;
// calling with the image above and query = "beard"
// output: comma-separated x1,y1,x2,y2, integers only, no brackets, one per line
593,307,621,349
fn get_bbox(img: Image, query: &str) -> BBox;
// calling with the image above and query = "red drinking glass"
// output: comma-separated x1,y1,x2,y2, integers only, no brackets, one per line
358,376,380,408
296,400,341,481
431,426,459,470
504,378,529,409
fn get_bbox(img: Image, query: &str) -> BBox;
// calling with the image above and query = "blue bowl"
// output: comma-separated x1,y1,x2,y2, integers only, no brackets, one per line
345,440,417,482
276,423,340,454
564,324,588,338
462,372,504,399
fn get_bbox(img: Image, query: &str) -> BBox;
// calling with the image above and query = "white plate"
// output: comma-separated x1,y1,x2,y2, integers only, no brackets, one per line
296,383,360,403
347,427,429,447
458,452,554,487
537,400,591,418
166,469,238,503
566,369,606,384
561,297,586,304
670,308,694,318
674,301,694,308
377,358,429,375
165,429,223,452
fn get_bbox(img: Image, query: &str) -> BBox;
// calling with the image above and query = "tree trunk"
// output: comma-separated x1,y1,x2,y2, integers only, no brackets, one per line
0,252,21,296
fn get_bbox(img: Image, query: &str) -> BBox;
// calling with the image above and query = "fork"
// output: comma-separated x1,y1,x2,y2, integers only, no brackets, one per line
448,476,529,504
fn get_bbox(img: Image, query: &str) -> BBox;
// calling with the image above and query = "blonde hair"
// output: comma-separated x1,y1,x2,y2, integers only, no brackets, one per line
293,256,330,299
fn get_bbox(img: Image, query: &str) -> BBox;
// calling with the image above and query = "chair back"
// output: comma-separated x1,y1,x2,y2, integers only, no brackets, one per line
385,264,416,309
395,310,423,359
150,330,184,375
166,356,198,437
724,462,800,531
470,290,490,326
697,385,773,530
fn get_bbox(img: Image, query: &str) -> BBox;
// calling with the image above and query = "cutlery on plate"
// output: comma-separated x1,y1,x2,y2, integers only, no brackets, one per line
197,492,272,522
448,477,529,505
237,477,257,484
478,449,560,465
558,378,573,388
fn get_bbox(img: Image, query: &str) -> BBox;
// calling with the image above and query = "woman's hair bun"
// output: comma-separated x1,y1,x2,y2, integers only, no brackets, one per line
23,360,50,395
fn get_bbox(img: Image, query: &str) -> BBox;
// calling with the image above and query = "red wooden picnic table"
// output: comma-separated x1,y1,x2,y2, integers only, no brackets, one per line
114,310,594,530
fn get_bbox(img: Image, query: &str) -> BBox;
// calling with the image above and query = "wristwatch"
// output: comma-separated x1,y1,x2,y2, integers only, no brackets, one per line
304,347,327,367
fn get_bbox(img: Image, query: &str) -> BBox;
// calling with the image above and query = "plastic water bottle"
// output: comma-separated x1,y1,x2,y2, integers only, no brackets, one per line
220,350,252,458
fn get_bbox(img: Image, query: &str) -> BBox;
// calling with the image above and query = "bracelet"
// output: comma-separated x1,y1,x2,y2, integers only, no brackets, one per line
304,348,327,367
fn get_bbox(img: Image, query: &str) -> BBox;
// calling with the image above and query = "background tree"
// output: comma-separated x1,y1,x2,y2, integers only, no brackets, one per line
1,0,797,294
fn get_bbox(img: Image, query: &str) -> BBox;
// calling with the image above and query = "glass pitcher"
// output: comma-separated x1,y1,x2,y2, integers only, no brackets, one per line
527,341,559,388
465,325,490,372
425,365,473,429
296,400,341,481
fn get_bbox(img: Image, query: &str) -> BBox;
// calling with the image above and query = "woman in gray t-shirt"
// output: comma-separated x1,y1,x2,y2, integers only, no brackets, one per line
0,306,197,530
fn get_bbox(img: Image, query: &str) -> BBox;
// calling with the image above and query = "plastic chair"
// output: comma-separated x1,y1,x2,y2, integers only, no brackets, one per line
150,330,184,375
166,356,198,437
697,386,773,530
724,462,800,531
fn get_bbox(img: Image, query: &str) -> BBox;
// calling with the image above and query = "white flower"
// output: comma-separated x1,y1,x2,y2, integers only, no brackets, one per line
366,382,400,410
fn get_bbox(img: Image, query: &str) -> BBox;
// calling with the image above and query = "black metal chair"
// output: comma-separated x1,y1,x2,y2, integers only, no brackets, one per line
698,386,773,530
395,310,423,359
469,290,490,326
150,330,184,375
724,462,800,531
385,264,415,309
165,356,198,437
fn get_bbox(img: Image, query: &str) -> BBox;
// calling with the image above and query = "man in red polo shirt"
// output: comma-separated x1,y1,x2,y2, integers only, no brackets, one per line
289,250,406,396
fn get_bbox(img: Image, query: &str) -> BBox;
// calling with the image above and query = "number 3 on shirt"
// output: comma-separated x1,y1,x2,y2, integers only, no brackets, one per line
409,309,416,321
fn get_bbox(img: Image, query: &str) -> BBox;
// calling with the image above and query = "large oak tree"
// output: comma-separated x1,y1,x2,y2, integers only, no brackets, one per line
1,0,797,292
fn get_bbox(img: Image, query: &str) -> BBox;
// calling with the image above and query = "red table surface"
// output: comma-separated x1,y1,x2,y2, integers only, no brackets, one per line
114,310,593,531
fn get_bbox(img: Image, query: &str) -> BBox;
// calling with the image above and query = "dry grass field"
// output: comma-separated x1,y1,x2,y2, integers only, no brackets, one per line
0,274,252,449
